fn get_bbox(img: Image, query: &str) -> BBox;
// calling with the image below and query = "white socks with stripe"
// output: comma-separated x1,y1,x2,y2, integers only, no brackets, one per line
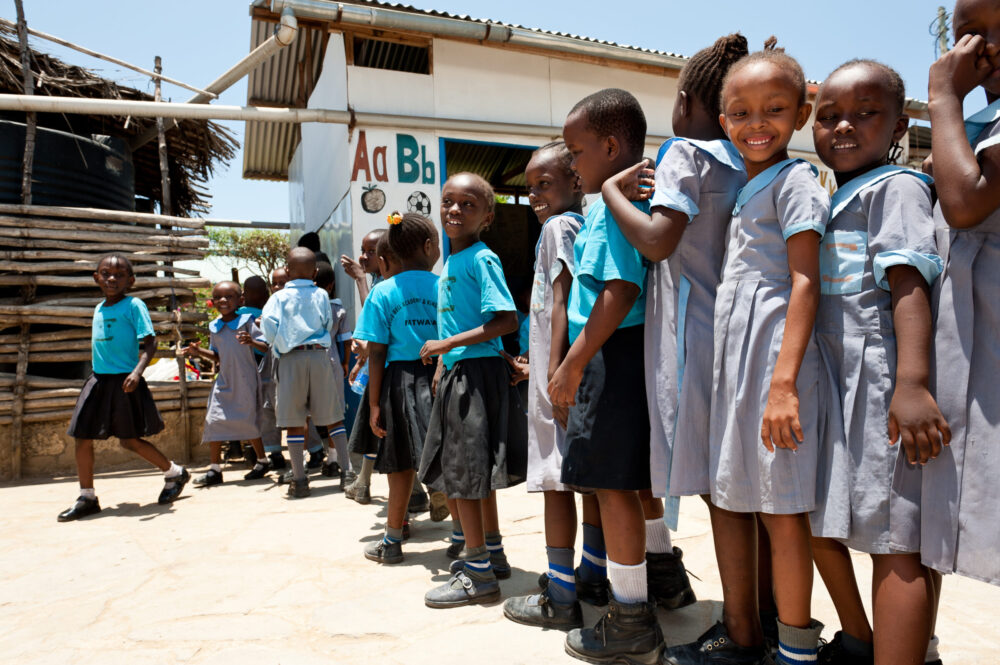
645,518,672,553
287,434,306,480
776,619,823,664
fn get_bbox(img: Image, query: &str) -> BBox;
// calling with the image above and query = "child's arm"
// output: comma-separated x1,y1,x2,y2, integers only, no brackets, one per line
123,335,157,393
602,161,689,262
182,340,220,364
928,34,1000,228
761,232,820,453
547,263,574,428
501,350,529,385
886,266,951,465
340,255,372,304
236,330,269,353
367,342,389,438
548,279,639,407
418,311,519,365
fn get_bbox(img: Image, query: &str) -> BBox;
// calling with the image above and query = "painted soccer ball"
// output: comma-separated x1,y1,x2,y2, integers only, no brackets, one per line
407,190,432,216
361,184,386,213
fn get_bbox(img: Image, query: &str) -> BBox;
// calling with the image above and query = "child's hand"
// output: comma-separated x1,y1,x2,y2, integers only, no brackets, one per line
548,361,583,408
369,403,387,438
122,370,141,393
236,331,253,345
420,339,452,365
502,351,529,385
340,254,365,280
606,159,655,202
181,340,200,357
888,383,952,465
552,404,569,430
929,34,997,101
761,382,802,452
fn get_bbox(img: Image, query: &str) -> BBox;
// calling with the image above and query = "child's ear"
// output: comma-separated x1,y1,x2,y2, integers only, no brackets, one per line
92,271,100,286
795,102,813,130
676,90,690,119
605,135,621,161
893,113,910,143
718,113,729,137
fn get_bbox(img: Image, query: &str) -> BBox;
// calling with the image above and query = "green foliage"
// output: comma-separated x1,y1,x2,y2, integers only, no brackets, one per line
207,228,290,280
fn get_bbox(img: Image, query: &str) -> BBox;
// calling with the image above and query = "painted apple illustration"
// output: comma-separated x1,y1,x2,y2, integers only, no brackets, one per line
361,184,386,213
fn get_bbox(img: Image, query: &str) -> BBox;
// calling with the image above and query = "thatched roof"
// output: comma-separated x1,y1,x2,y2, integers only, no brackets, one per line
0,25,238,217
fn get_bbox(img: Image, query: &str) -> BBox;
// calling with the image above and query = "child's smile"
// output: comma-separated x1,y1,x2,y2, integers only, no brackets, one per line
525,151,580,223
93,259,134,303
212,284,242,320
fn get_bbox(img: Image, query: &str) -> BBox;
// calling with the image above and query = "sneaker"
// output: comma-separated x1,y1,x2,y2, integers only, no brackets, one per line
446,541,465,559
157,467,190,504
345,481,371,505
307,449,324,469
268,451,287,470
244,462,270,481
503,589,584,630
429,490,450,521
287,477,310,498
817,631,873,665
538,568,610,606
565,597,663,664
647,547,697,609
661,622,772,665
365,538,404,564
57,496,101,522
424,570,500,608
194,469,223,487
408,487,430,514
321,460,341,478
448,551,511,580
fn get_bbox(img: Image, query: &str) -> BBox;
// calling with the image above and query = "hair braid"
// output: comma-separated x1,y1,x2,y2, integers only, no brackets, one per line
678,33,750,115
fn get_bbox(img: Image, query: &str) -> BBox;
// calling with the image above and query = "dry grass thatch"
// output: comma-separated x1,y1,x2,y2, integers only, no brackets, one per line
0,24,238,217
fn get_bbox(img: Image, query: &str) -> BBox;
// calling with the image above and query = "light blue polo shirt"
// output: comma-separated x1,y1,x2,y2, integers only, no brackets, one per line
259,279,332,356
354,270,439,364
91,296,155,374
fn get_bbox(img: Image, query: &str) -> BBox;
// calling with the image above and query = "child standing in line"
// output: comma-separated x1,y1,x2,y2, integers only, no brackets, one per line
922,0,1000,591
357,213,440,564
259,248,341,498
59,254,189,521
340,228,387,305
238,275,268,321
807,60,950,665
183,281,268,486
258,267,289,470
663,41,829,665
418,172,527,608
313,261,352,483
547,88,660,662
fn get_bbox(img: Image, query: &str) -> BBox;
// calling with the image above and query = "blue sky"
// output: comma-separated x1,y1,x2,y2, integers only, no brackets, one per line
8,1,971,226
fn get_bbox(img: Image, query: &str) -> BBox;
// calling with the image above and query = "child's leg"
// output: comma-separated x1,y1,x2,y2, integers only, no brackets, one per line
328,420,350,471
285,426,307,481
595,488,646,603
757,516,776,613
758,513,813,627
248,437,266,460
707,500,763,647
579,494,608,587
871,553,933,665
119,438,170,472
812,536,873,643
458,498,486,549
482,491,510,577
75,438,96,491
386,470,415,530
545,490,578,548
210,441,223,467
640,489,695,609
926,570,943,663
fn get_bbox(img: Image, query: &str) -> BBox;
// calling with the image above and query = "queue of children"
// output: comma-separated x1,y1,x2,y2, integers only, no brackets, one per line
56,1,1000,663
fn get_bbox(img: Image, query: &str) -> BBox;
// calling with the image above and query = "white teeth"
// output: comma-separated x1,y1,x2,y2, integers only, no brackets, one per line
746,137,771,146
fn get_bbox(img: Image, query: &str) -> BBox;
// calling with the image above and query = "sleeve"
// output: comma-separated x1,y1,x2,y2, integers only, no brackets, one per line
130,298,155,340
776,163,830,241
353,289,391,344
250,321,267,345
474,251,516,315
650,141,703,222
577,203,646,288
336,308,353,342
259,295,280,344
544,217,579,284
868,175,943,291
319,291,335,334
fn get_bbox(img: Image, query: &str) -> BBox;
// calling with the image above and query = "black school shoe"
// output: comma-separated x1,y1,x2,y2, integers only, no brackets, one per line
194,469,223,487
661,622,774,665
306,450,324,469
648,547,697,609
268,451,287,470
817,631,874,665
565,597,663,664
287,477,310,498
244,462,270,481
158,468,190,504
503,588,584,630
242,444,258,469
424,569,500,609
365,538,404,564
538,568,610,606
57,496,101,522
321,460,341,478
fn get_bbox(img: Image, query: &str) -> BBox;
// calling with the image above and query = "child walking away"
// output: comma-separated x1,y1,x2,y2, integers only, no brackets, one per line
807,60,950,665
354,213,440,564
182,281,269,486
259,247,341,499
547,89,661,663
59,254,188,521
602,32,750,617
502,141,597,629
418,172,527,608
923,0,1000,590
664,40,829,665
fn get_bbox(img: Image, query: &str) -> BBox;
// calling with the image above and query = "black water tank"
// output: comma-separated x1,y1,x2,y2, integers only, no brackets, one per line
0,119,134,210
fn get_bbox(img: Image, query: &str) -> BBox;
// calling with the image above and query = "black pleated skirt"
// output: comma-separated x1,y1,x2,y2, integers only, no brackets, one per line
67,373,165,440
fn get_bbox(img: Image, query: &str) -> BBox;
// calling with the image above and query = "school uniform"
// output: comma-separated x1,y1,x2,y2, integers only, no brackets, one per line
68,296,164,440
810,167,941,553
561,198,651,492
418,241,528,499
645,139,746,503
526,212,584,493
352,270,438,473
923,99,1000,586
259,279,339,428
326,297,351,419
709,159,830,514
201,313,264,443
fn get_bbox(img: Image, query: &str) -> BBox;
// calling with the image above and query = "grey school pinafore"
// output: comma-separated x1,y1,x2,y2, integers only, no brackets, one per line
202,313,263,443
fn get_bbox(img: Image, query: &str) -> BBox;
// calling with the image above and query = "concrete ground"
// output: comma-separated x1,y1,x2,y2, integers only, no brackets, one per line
2,464,998,665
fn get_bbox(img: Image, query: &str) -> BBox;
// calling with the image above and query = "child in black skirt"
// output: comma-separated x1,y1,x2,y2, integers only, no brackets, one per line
59,254,189,521
351,212,441,564
418,173,528,608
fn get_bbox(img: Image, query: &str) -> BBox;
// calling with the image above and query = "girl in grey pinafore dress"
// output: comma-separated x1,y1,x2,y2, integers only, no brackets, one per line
810,167,942,553
202,313,263,443
923,99,1000,586
709,159,829,514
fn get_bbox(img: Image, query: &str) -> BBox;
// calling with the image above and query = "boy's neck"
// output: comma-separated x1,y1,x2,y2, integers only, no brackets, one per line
398,258,427,272
745,150,790,181
449,235,479,253
220,311,238,322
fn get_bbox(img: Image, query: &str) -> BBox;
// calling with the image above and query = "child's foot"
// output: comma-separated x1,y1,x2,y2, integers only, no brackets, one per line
817,631,873,665
449,551,511,579
503,589,583,630
408,487,429,514
306,450,324,469
243,461,270,481
647,547,697,610
287,477,310,498
243,444,258,469
345,480,371,504
364,538,404,564
194,469,223,487
538,568,610,606
268,451,287,470
429,490,450,521
321,460,341,477
157,467,190,504
424,570,500,608
57,496,101,522
565,598,663,664
661,621,768,665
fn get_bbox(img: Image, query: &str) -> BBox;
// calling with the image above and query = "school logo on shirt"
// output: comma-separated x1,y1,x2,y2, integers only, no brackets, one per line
96,318,116,342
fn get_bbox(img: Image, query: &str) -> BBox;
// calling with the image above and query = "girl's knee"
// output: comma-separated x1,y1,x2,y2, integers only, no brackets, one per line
74,438,94,451
119,438,139,451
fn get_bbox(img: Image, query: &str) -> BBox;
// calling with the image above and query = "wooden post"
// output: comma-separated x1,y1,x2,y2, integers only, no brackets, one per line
154,57,172,218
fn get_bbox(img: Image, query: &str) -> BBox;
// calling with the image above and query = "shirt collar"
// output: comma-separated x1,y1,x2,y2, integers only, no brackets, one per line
965,98,1000,144
285,279,314,289
657,137,745,173
734,158,813,215
209,312,252,333
830,165,932,219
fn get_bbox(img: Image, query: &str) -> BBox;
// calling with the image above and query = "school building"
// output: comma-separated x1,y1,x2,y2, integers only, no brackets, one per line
244,0,929,320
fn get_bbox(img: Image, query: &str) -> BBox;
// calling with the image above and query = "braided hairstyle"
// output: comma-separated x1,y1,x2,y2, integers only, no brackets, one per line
387,212,438,261
822,59,906,115
721,36,807,108
678,33,749,116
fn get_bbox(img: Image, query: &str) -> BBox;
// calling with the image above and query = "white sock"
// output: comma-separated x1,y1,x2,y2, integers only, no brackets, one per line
210,463,221,473
165,461,182,478
645,518,672,553
607,559,647,604
925,635,940,662
80,487,96,499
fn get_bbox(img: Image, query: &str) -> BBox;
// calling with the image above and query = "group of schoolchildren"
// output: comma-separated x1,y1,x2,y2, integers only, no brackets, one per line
55,1,1000,663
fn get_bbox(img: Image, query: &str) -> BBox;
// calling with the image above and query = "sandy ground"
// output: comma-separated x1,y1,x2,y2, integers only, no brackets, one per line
2,464,998,665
